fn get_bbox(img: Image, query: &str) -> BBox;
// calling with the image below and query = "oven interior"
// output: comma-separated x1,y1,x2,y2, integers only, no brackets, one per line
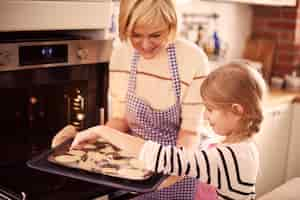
0,63,114,199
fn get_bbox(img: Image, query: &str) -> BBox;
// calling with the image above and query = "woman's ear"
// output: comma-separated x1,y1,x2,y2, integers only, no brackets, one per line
231,104,244,115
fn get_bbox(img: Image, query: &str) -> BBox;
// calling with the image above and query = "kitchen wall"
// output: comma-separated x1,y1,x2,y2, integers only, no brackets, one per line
178,0,252,60
252,5,300,77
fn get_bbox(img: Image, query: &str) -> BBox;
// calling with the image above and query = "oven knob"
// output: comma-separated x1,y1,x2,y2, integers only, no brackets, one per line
77,48,89,60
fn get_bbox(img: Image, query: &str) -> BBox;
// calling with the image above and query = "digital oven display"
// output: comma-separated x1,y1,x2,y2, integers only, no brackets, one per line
19,44,68,66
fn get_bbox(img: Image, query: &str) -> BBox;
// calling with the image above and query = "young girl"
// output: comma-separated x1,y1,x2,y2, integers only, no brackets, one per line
71,62,267,200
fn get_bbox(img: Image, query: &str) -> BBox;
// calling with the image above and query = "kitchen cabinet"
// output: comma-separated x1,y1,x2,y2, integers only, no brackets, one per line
0,0,112,31
286,103,300,180
255,103,292,197
204,0,297,7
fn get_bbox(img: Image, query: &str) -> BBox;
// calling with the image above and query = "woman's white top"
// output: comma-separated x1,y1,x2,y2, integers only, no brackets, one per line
139,140,259,200
109,38,209,132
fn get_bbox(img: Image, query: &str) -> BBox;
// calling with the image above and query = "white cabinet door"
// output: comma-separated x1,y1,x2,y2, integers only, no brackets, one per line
255,103,292,197
286,103,300,180
0,1,113,31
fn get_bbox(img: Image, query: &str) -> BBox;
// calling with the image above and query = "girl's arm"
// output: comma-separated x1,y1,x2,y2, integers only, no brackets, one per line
70,125,218,184
51,117,129,148
140,140,219,184
140,140,258,199
71,128,257,199
176,129,200,150
71,125,144,157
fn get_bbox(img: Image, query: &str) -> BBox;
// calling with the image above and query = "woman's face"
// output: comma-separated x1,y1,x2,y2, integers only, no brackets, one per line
129,23,170,59
203,104,241,136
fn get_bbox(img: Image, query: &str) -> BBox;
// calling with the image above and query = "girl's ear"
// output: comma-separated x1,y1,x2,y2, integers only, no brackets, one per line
231,104,244,115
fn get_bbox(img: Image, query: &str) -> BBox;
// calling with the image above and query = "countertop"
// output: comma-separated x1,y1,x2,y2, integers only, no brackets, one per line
266,88,300,107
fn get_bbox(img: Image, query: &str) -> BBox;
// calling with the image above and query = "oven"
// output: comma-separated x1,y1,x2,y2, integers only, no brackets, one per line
0,32,116,199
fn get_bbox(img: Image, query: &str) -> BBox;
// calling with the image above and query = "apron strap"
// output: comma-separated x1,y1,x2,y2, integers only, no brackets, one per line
167,43,181,103
128,50,140,94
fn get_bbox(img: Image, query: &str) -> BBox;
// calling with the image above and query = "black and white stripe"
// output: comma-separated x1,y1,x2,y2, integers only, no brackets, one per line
216,147,256,197
144,141,258,200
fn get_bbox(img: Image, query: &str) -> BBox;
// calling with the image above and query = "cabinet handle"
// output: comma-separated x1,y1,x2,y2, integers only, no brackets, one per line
277,111,281,116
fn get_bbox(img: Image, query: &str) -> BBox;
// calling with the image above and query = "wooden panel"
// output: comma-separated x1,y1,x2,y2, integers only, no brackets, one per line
243,38,276,83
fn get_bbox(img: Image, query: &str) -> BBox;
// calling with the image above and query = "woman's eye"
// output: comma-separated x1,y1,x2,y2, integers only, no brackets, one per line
206,107,213,112
150,34,161,38
131,34,142,38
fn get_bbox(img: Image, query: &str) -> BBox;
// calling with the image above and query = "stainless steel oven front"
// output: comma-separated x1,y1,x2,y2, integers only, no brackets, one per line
0,37,114,199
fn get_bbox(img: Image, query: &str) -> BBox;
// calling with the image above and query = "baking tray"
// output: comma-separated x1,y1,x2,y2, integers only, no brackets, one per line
27,139,168,193
48,139,153,181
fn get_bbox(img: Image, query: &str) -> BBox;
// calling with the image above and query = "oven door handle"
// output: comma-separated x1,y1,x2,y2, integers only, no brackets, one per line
0,186,26,200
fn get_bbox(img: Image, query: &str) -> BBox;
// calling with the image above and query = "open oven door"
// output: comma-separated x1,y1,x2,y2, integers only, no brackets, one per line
0,185,26,200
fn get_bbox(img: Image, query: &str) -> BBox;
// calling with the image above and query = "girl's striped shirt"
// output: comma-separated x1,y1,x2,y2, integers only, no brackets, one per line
139,140,259,200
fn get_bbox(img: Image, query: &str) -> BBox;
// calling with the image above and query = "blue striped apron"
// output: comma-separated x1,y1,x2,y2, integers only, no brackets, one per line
126,43,198,200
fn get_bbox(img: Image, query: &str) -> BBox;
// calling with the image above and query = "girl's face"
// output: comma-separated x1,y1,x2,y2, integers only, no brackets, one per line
129,23,170,59
203,103,242,136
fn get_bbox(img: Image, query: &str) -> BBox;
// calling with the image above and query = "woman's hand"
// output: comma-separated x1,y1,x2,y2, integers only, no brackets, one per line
51,125,77,148
70,125,145,157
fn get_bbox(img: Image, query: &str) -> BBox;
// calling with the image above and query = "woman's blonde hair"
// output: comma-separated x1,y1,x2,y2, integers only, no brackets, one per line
200,62,267,139
118,0,178,42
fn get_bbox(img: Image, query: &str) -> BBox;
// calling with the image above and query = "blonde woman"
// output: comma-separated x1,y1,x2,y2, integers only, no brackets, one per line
52,0,209,199
71,62,267,200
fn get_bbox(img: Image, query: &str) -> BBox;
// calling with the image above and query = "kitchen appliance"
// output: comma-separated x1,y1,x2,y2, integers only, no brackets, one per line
0,0,112,32
0,33,115,199
0,185,26,200
285,72,300,92
271,76,284,89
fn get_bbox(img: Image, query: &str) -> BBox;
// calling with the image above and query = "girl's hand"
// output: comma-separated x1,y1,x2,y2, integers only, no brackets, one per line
176,129,200,150
158,176,184,190
70,128,100,150
70,125,144,158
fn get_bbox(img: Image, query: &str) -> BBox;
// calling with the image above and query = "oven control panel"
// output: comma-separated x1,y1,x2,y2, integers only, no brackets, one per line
0,39,112,71
19,44,68,66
